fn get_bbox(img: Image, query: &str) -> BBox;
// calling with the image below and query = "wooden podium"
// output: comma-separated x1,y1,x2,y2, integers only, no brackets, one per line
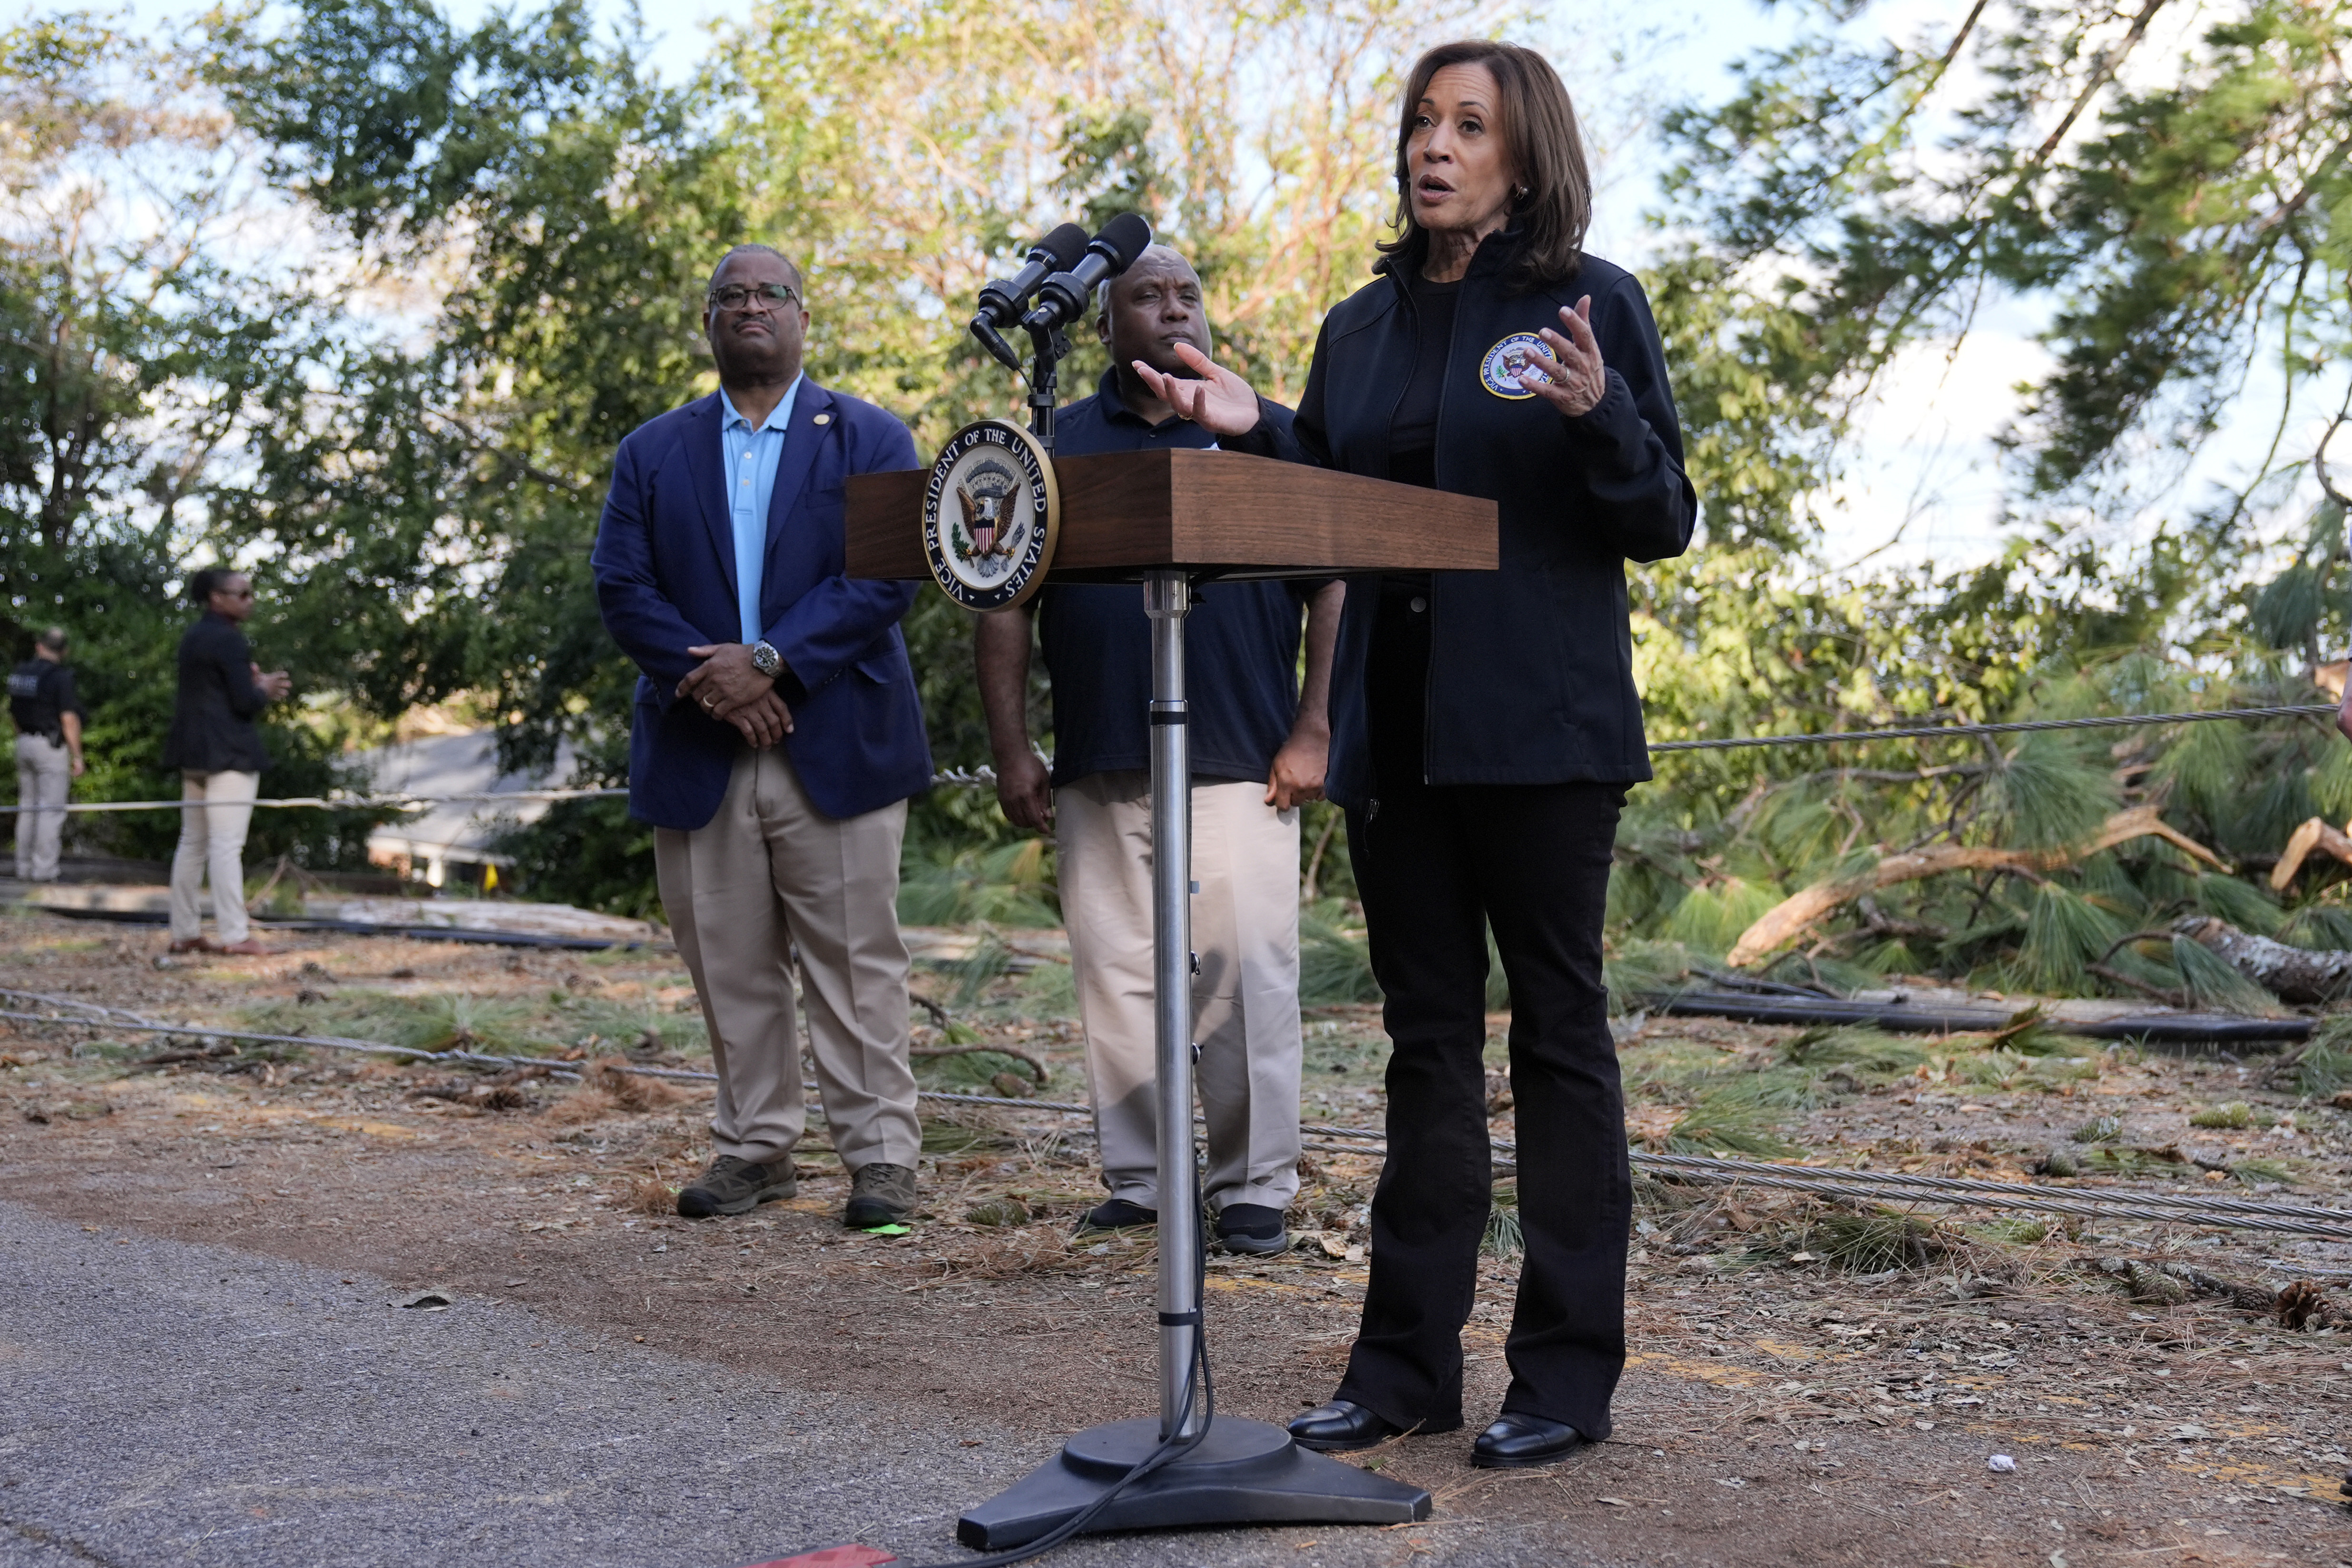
846,446,1499,581
847,446,1497,1550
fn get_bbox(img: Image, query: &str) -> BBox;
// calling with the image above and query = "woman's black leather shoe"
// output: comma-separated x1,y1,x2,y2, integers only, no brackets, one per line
1470,1412,1585,1469
1287,1400,1400,1453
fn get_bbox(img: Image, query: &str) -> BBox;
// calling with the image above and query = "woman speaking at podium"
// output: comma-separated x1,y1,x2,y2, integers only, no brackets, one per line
1136,39,1696,1470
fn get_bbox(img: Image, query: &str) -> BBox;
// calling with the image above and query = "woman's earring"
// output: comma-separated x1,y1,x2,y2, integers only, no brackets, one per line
1514,185,1529,202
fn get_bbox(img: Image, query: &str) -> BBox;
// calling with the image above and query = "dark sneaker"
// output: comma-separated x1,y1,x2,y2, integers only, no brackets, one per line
676,1155,796,1219
843,1162,917,1228
1215,1203,1287,1255
1075,1198,1158,1234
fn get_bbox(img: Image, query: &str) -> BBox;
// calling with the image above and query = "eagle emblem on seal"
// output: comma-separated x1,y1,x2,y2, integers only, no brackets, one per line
953,460,1019,560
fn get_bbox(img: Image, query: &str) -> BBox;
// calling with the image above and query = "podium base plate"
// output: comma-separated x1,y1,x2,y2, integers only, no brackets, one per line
953,1416,1431,1550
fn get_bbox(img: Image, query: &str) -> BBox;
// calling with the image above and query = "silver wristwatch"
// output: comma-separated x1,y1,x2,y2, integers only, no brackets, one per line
749,640,783,677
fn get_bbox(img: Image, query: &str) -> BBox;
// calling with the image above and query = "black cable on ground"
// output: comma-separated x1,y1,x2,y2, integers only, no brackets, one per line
896,1183,1218,1566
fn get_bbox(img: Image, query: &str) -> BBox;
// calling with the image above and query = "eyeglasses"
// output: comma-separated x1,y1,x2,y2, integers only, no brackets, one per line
708,283,799,314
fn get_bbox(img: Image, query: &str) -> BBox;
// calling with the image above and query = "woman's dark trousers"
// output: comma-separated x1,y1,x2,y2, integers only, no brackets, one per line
1333,756,1630,1439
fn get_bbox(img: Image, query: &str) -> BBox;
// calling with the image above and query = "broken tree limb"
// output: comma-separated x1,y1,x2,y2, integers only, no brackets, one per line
2269,815,2352,891
1726,805,2230,968
2173,915,2352,1005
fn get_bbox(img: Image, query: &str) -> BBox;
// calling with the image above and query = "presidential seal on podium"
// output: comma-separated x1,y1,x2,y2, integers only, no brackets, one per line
921,418,1060,611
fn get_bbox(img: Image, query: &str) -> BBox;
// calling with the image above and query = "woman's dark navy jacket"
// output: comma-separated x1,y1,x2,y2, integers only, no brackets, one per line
1234,232,1696,810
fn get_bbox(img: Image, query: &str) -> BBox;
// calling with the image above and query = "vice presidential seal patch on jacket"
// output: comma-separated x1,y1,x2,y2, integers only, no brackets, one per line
921,419,1060,611
1480,333,1552,400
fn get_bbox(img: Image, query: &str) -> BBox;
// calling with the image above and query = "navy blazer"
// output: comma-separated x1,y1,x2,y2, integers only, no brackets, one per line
592,381,932,831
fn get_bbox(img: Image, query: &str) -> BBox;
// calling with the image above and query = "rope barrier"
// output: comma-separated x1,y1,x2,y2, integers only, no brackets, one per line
0,767,1005,816
7,706,2340,814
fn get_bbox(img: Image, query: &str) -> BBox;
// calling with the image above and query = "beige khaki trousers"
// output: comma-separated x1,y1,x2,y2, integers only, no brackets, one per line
655,746,920,1172
13,733,70,882
169,769,258,944
1056,770,1303,1214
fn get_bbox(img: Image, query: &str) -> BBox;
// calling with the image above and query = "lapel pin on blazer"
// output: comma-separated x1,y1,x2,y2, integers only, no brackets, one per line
813,412,832,425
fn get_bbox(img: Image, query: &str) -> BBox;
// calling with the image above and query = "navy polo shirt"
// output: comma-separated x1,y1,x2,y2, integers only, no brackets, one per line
1036,370,1316,789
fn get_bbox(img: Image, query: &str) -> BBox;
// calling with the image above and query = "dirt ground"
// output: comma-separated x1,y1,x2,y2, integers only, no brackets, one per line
7,903,2352,1566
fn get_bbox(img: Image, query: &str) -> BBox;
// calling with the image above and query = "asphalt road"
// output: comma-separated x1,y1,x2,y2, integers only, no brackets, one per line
0,1202,1580,1568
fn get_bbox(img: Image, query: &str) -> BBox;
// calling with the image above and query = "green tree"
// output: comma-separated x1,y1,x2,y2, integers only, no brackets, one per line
0,13,375,867
1609,0,2352,994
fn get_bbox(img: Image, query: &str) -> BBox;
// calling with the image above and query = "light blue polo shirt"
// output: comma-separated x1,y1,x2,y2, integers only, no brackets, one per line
719,376,804,643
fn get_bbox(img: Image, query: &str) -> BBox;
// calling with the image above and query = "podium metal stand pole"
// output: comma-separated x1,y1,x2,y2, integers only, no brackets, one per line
951,570,1430,1552
1143,568,1203,1439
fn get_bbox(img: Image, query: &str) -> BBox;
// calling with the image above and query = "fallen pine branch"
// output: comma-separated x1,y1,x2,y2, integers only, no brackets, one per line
1727,805,2229,967
909,1042,1049,1083
2084,1256,2335,1326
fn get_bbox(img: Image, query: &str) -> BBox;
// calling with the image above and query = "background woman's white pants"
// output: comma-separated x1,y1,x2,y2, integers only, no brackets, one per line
169,769,258,944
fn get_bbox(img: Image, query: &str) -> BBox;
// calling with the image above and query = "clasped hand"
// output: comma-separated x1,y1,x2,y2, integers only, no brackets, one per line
679,643,794,749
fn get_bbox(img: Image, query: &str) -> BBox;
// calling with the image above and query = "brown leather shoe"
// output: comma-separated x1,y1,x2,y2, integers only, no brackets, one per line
167,938,215,954
212,939,272,957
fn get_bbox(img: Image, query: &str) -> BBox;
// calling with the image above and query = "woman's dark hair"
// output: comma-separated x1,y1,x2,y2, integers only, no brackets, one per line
1378,40,1591,291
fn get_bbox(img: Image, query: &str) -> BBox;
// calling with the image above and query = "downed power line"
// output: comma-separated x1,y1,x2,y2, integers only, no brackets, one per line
10,988,2346,1241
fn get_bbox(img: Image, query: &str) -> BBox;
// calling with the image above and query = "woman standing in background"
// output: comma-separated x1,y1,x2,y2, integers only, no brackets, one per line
163,569,291,956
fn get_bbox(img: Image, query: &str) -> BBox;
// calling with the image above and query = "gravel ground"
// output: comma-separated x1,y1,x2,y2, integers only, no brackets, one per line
11,911,2352,1565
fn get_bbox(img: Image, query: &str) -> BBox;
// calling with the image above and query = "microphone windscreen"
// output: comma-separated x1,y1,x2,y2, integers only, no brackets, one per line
1095,212,1154,269
1038,222,1090,269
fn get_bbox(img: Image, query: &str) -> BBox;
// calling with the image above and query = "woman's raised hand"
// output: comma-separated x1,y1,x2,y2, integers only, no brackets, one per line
1521,297,1606,418
1132,341,1262,437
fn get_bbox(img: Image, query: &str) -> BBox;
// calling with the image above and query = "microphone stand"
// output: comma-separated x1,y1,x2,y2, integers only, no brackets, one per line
1025,321,1068,455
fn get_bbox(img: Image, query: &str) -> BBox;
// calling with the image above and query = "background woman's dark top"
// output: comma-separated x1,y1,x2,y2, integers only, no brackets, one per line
1236,229,1696,806
161,613,270,774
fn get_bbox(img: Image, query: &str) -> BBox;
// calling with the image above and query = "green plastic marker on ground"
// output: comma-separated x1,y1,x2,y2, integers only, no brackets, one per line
859,1224,911,1236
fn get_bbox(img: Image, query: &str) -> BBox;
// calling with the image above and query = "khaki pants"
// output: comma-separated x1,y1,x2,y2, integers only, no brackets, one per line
169,770,258,944
1056,771,1303,1213
12,733,69,882
655,746,920,1171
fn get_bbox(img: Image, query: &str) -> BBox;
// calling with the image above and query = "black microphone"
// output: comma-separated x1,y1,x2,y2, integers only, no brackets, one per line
1019,213,1153,333
970,223,1090,368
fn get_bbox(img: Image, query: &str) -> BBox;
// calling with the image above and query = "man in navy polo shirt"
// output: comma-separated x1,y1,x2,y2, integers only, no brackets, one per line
976,245,1343,1255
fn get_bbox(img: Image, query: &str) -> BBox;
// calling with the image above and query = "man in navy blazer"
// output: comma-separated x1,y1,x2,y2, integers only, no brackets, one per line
593,242,931,1229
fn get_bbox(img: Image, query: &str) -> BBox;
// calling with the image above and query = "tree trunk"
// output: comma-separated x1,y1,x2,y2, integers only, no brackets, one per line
2174,916,2352,1005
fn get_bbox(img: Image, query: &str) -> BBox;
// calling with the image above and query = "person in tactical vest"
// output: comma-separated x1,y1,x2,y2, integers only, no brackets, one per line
9,627,86,883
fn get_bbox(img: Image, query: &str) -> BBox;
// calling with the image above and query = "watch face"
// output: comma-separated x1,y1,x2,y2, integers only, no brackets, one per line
753,643,780,675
